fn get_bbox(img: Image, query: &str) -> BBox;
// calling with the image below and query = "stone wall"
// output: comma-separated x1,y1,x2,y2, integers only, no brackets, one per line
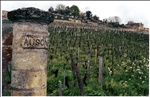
2,20,13,38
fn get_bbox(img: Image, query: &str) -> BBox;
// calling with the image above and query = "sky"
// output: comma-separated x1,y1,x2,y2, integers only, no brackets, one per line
1,1,150,28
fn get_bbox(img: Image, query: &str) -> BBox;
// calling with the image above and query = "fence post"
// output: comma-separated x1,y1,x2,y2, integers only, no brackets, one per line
87,45,92,78
78,47,80,60
95,49,97,64
64,65,66,88
74,62,84,96
59,81,62,96
99,57,103,88
8,7,54,96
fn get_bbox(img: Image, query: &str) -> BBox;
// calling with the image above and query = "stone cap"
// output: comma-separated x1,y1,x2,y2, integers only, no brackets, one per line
7,7,54,24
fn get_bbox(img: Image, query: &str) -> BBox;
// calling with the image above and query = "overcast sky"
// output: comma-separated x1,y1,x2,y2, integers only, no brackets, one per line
1,1,150,28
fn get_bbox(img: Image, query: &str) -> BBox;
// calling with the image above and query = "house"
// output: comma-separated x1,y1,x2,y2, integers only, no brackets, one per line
125,22,144,30
125,22,149,32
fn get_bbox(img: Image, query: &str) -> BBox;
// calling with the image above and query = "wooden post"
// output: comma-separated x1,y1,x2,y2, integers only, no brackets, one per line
70,53,76,80
78,47,80,60
95,49,97,64
59,81,62,96
87,45,92,78
99,57,103,88
74,62,84,96
8,7,54,96
64,65,66,88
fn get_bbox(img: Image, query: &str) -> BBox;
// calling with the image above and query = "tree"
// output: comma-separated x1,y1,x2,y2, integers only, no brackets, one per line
127,21,134,24
108,16,121,24
64,6,71,16
85,11,92,20
55,4,66,11
114,16,121,23
79,12,86,20
70,5,80,18
93,15,99,21
55,4,66,15
48,7,54,12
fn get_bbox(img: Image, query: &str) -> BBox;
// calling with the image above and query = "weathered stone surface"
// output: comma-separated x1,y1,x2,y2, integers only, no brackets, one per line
11,22,48,96
13,22,48,32
12,88,46,96
8,7,54,24
11,70,47,89
12,51,47,70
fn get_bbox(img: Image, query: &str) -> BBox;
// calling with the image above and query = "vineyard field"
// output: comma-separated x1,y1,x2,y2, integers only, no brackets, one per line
47,26,149,96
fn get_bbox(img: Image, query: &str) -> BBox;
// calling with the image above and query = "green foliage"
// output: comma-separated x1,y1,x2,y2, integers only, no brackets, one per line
2,91,11,96
86,11,92,20
70,5,80,18
47,28,148,96
2,70,11,96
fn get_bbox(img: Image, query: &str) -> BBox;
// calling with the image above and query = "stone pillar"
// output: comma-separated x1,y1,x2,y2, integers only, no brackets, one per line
8,7,54,96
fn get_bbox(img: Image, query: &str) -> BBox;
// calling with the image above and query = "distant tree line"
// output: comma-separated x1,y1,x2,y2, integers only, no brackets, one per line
48,4,100,23
48,4,144,29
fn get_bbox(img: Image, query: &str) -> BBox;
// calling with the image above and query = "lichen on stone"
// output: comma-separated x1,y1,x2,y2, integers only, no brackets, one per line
8,7,54,24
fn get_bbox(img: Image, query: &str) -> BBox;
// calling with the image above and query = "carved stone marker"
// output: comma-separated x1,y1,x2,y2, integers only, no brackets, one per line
8,7,54,96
